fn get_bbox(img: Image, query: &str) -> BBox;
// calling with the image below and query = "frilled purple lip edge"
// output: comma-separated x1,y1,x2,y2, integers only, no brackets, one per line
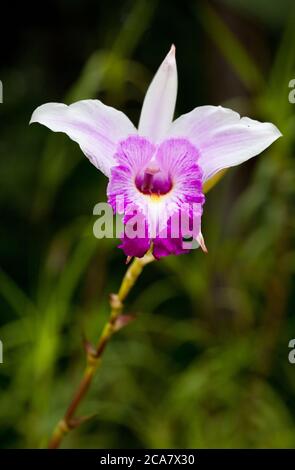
118,217,204,260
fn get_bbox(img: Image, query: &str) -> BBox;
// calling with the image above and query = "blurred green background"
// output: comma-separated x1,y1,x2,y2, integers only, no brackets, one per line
1,0,295,449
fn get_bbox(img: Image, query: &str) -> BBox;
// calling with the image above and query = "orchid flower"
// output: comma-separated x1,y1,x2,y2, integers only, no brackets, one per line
30,45,281,260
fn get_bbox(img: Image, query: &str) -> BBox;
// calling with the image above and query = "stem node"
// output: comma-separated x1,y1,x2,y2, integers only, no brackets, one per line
48,254,154,449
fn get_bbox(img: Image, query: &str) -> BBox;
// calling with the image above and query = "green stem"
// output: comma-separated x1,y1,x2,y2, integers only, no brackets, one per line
48,252,154,449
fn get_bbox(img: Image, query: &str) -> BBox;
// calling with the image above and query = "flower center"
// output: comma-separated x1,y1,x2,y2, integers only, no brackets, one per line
135,165,172,196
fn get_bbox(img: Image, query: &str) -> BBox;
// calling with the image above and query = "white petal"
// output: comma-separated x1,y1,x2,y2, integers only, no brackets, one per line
30,99,137,177
169,105,282,182
138,45,178,143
